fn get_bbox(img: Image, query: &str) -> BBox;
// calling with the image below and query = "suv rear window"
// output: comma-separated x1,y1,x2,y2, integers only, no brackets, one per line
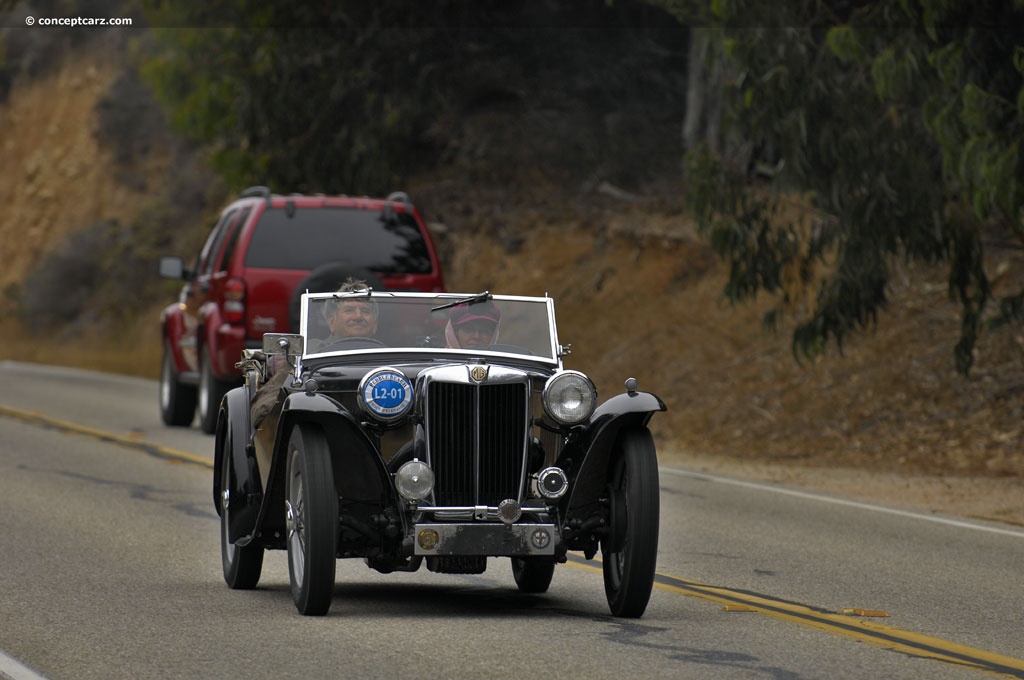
244,207,434,273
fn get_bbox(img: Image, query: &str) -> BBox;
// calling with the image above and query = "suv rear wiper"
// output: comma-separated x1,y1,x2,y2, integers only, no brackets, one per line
431,291,491,312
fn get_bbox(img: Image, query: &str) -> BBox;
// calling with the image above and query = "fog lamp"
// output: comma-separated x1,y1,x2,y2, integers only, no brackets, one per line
533,467,569,500
396,460,434,501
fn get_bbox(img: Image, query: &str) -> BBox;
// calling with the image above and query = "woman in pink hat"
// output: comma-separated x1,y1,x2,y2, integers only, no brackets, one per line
445,300,501,349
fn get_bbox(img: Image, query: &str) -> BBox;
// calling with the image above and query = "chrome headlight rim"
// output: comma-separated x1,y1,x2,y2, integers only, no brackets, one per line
542,370,597,426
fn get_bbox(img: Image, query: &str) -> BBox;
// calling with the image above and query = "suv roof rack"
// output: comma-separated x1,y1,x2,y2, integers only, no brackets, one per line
384,191,413,223
240,186,272,201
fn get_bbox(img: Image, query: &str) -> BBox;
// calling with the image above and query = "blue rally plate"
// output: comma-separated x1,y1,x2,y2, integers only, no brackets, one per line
360,369,413,420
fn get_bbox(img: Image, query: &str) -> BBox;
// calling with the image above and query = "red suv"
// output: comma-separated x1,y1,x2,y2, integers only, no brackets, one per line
158,187,446,433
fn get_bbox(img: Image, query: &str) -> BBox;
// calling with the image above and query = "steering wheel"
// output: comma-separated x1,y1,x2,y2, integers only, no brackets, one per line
320,336,386,352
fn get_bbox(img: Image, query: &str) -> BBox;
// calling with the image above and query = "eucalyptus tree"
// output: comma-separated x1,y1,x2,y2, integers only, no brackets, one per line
671,0,1024,373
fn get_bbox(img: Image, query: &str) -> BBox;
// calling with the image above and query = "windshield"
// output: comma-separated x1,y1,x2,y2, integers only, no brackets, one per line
300,292,560,364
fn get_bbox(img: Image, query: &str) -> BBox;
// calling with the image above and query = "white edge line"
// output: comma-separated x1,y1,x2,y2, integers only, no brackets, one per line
661,465,1024,539
0,651,49,680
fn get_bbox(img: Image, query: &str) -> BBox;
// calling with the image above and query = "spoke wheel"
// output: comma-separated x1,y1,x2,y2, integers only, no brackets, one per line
159,340,196,426
286,424,338,616
601,427,659,618
219,436,263,589
511,557,555,593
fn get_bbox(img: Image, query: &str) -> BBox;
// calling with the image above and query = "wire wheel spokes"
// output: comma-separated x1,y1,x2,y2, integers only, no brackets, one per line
285,424,338,616
286,475,307,588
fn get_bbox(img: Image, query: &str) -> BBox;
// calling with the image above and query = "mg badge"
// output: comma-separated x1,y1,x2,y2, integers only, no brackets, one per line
470,365,488,382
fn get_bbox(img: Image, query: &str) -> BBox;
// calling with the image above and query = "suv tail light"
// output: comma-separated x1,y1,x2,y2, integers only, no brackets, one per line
223,278,246,324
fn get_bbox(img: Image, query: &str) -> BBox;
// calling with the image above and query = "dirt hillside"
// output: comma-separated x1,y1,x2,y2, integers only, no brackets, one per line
1,45,1021,526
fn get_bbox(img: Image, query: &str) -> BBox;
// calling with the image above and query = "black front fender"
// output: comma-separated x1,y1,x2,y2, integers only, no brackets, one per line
561,391,666,512
214,386,262,544
252,391,395,546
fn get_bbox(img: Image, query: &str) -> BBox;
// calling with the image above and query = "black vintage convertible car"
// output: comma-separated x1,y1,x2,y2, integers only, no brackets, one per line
214,289,665,617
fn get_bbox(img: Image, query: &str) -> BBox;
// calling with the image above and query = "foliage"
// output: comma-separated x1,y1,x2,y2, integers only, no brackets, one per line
673,0,1024,373
139,0,689,196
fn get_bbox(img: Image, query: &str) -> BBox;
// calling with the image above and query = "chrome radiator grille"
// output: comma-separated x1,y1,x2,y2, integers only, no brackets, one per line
426,381,528,507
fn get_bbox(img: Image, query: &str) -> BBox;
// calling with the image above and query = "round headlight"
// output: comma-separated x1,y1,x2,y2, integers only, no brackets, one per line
395,460,434,501
542,371,597,425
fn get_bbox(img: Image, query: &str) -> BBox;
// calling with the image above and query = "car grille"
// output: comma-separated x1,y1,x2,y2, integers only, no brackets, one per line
426,381,528,507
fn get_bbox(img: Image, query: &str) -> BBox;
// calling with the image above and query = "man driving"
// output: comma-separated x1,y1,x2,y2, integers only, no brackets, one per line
252,279,375,426
324,293,378,340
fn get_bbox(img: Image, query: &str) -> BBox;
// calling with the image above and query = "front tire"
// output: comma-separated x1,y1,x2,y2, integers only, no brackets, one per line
602,427,659,618
286,424,338,616
219,428,263,589
511,557,555,593
159,339,196,426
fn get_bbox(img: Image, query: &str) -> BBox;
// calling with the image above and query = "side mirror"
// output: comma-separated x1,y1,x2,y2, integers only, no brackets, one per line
263,333,304,357
159,256,185,280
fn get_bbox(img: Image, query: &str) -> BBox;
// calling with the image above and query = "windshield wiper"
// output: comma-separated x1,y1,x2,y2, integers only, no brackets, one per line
431,291,491,312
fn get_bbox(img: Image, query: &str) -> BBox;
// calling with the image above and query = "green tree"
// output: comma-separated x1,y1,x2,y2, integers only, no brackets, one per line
140,0,688,196
141,1,454,194
674,0,1024,373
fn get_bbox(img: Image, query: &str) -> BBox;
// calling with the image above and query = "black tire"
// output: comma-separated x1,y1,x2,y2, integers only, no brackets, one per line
198,350,231,435
511,557,555,593
286,424,338,616
601,427,660,618
219,429,264,589
159,339,196,427
288,264,386,332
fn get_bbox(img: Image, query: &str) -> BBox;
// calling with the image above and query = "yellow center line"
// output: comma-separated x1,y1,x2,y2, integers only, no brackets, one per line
0,404,213,469
568,555,1024,678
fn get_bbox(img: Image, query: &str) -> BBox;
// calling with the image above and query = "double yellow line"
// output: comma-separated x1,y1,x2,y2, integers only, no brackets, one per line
569,556,1024,677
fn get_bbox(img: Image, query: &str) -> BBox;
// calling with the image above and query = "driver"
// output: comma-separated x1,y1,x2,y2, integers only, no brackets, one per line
322,284,379,342
445,300,501,349
252,278,375,426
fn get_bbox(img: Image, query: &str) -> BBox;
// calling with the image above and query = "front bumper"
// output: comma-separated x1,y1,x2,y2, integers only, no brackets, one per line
413,523,558,557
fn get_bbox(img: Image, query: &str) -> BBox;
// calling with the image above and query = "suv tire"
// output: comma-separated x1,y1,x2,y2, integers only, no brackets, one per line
160,339,197,427
198,350,231,435
288,264,386,332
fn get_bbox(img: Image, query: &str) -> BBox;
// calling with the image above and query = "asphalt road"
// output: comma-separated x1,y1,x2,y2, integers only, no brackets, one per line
0,361,1022,679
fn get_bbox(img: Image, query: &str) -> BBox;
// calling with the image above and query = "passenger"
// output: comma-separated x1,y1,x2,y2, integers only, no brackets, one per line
445,300,501,349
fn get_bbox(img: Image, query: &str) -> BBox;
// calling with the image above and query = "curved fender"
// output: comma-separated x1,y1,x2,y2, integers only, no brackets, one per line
160,305,193,375
253,391,392,541
213,385,262,544
561,391,666,513
198,302,230,377
281,392,393,494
